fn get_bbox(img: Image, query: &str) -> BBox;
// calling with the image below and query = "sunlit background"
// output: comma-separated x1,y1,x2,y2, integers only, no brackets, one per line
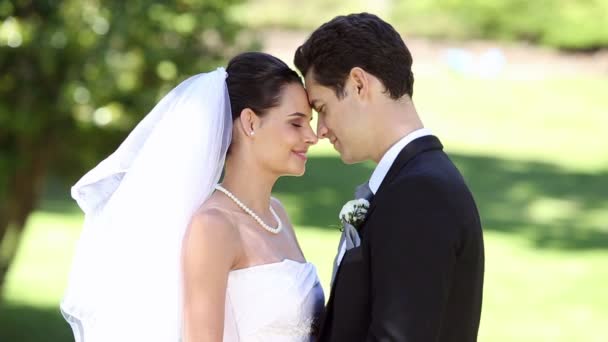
1,0,607,341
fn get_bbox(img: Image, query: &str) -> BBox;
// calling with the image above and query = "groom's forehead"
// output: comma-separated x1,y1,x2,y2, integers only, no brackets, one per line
303,84,320,107
304,70,322,91
306,85,338,107
304,80,328,104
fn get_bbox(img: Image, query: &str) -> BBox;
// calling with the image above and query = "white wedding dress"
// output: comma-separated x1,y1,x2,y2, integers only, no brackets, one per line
61,69,324,342
222,259,325,341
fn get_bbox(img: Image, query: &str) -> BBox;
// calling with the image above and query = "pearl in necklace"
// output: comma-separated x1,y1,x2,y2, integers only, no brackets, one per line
214,184,283,234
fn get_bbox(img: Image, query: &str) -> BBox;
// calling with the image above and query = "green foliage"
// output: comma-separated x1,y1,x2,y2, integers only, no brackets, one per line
229,0,391,31
0,0,254,294
233,0,608,50
393,0,608,50
0,0,252,182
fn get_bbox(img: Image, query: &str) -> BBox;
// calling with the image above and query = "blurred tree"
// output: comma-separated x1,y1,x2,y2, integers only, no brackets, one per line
392,0,608,50
0,0,253,296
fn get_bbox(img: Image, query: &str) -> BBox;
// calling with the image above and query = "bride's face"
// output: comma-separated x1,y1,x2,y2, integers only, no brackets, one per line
252,83,318,176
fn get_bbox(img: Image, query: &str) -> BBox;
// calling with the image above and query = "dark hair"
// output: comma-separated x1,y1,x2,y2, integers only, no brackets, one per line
226,52,302,120
294,13,414,99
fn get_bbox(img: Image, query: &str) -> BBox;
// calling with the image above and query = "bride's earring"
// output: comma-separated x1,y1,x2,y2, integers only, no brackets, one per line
250,131,255,136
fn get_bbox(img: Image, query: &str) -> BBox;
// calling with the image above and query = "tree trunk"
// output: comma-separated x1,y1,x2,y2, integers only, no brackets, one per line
0,213,26,301
0,136,53,298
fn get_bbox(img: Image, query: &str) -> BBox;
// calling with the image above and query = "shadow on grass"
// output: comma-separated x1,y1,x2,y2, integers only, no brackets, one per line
273,154,608,250
0,302,72,342
40,152,608,251
10,152,606,342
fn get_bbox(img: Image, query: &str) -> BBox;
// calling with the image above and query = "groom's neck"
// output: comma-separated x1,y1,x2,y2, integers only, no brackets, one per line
369,100,424,163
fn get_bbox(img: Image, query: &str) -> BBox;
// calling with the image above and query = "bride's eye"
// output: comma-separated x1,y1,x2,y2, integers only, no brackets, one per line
291,123,302,128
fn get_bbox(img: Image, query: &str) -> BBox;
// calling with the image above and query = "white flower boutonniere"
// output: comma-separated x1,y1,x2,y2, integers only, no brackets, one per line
339,198,370,230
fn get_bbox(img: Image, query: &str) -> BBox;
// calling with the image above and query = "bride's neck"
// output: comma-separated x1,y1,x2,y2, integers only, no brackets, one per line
220,155,277,214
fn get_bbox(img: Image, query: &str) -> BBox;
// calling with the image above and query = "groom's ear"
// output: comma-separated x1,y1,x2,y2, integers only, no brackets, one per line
349,67,368,100
238,108,258,137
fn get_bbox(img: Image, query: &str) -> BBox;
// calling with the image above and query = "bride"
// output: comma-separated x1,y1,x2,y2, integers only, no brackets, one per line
60,52,324,341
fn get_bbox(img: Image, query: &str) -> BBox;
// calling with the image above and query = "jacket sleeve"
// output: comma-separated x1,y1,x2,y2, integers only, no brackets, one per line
366,175,458,342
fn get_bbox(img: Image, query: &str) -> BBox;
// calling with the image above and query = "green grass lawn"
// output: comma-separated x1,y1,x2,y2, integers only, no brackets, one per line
2,70,608,341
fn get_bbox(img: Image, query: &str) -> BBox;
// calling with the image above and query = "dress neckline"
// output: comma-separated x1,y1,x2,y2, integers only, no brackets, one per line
229,259,312,275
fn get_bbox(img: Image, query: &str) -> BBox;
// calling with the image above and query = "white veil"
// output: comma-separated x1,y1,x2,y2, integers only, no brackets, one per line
60,68,232,342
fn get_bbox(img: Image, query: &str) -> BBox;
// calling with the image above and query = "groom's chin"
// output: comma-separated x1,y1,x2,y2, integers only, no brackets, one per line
339,154,360,165
338,151,368,165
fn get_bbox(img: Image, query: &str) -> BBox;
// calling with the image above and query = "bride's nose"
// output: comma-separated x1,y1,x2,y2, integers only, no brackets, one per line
305,126,319,145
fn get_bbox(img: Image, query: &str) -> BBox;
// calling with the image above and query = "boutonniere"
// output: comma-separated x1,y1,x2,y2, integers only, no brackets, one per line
338,199,370,230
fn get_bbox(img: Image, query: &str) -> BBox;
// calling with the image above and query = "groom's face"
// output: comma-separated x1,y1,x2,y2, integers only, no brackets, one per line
304,72,369,164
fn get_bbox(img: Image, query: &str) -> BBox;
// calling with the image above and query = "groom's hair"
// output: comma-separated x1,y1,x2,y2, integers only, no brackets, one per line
294,13,414,100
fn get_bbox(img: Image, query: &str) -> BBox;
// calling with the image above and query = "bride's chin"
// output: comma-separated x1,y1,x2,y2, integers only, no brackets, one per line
285,165,306,177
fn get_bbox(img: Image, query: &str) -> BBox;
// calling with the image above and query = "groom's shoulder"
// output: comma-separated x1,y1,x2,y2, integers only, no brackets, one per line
383,166,463,203
387,172,446,196
379,155,474,212
395,150,465,188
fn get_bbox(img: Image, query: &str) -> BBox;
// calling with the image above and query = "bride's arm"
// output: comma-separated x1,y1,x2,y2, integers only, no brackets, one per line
181,208,240,342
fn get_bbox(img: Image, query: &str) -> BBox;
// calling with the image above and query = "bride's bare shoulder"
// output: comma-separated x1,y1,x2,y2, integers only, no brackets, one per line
184,199,241,254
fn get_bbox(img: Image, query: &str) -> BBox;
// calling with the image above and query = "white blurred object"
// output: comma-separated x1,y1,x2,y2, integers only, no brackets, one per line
444,48,475,75
479,48,506,78
444,47,506,78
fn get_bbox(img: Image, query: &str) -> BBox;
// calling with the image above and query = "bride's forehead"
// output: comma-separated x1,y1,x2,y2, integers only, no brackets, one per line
278,84,310,105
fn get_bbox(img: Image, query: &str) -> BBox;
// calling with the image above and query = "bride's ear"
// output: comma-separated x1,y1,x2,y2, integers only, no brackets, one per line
238,108,258,137
349,67,368,100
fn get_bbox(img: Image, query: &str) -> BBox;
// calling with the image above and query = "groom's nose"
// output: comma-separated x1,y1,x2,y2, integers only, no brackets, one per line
317,117,329,139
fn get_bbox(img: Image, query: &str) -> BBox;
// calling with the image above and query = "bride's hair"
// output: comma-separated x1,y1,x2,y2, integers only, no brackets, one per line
226,52,302,120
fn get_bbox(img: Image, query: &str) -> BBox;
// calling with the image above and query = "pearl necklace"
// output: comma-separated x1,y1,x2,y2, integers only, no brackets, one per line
214,184,283,234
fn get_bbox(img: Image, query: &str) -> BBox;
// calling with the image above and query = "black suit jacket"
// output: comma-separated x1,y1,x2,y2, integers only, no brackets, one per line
318,136,484,342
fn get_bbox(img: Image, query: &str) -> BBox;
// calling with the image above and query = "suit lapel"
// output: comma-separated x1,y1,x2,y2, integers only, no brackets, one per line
361,135,444,231
319,135,444,339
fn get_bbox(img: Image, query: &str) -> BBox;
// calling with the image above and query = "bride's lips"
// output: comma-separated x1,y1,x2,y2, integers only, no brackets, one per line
293,150,308,160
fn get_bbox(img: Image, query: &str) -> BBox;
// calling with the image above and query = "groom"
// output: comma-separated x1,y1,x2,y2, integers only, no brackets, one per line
294,13,484,341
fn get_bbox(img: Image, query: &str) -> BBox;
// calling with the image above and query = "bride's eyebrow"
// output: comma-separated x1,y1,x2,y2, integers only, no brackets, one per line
288,112,313,121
